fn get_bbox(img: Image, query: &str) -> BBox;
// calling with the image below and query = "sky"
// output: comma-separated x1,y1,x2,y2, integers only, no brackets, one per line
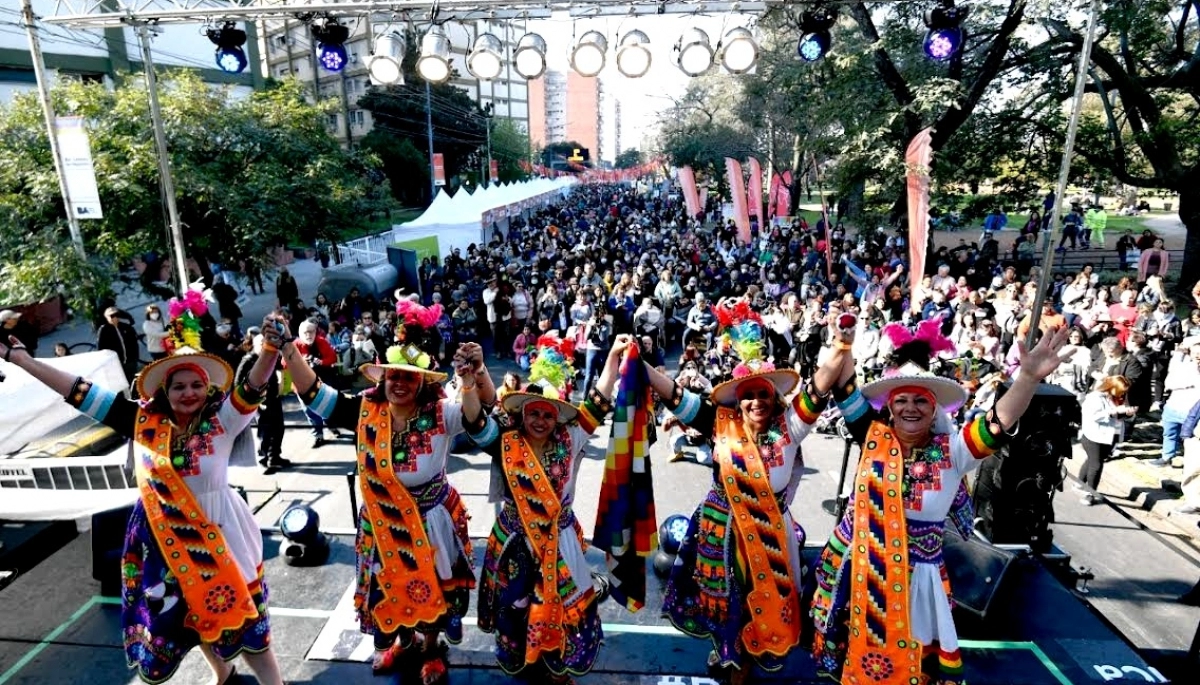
530,11,755,159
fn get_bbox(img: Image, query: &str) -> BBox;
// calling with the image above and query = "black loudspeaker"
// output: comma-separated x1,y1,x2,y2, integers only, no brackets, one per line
972,383,1080,553
91,504,135,597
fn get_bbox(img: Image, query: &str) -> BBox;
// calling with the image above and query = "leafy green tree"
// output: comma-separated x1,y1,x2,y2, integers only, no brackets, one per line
0,71,381,318
359,130,430,206
488,118,531,183
614,148,644,169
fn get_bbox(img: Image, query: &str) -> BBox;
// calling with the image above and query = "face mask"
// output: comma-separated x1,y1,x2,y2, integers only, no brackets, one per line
149,313,160,320
353,340,365,349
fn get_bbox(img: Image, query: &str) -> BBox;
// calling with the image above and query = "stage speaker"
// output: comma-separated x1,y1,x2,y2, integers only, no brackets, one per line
91,504,135,597
972,383,1080,553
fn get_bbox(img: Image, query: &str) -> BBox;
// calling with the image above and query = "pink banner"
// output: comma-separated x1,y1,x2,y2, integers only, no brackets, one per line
725,158,751,245
906,128,934,295
679,166,701,219
747,158,764,219
698,188,708,217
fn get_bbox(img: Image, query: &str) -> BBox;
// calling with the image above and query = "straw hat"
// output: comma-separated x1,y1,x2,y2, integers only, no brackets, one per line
711,366,800,407
136,349,232,399
501,382,578,423
360,342,448,384
359,299,449,384
861,362,969,412
500,334,578,423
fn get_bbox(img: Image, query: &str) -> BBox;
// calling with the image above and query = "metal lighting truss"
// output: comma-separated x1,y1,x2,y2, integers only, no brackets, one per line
45,1,781,28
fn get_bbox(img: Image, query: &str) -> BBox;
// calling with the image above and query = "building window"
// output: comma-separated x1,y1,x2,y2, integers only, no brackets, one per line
326,114,339,129
350,110,365,128
273,35,288,49
276,66,291,78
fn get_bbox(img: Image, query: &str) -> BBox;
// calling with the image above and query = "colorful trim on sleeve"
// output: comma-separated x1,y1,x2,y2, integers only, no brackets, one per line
837,388,870,424
672,389,701,425
963,414,1001,459
306,382,339,420
467,416,500,447
576,404,601,434
229,384,264,415
791,388,825,424
832,377,859,403
77,384,118,422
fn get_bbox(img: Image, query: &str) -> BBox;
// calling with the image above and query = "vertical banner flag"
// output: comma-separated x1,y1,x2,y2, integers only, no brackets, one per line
489,159,499,184
592,344,657,611
698,187,709,218
432,153,446,187
679,166,701,219
906,128,934,294
747,157,764,219
725,158,752,245
777,170,793,221
55,116,103,219
768,173,782,220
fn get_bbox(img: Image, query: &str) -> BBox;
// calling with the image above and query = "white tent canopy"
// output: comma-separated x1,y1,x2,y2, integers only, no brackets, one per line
392,177,577,257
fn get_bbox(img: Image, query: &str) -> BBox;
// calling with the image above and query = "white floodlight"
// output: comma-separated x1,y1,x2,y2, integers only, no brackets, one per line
513,32,548,79
366,29,405,85
719,27,759,74
571,30,608,77
468,32,504,80
616,29,652,78
416,25,452,84
676,27,714,77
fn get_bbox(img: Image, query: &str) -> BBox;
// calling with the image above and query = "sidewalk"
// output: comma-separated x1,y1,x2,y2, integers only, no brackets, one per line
35,258,330,356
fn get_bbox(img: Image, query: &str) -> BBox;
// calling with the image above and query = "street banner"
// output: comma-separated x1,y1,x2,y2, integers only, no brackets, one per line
698,187,708,218
489,159,499,184
432,153,446,187
906,128,934,294
678,166,701,219
747,157,764,219
55,116,103,219
725,158,752,245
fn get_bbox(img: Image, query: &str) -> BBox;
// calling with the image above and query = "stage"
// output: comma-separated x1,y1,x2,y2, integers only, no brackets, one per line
0,528,1165,685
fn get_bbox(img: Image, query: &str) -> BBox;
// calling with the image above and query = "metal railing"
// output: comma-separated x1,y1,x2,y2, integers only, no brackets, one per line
1029,249,1184,275
0,454,134,491
338,231,393,267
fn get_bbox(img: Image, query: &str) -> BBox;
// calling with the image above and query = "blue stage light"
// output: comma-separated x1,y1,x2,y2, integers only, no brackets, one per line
924,27,964,62
797,8,837,63
313,19,351,73
798,32,831,62
206,23,248,74
317,43,348,72
279,504,329,566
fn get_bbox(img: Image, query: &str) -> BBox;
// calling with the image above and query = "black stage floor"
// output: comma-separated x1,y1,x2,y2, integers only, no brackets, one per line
0,531,1169,685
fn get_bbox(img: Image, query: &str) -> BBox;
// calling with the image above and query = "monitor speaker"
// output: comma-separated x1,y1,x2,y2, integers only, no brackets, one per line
972,383,1080,553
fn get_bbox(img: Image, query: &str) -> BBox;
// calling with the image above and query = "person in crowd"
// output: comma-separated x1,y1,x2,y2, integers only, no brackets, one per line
0,299,287,685
483,275,512,359
1139,297,1182,411
471,334,631,685
635,300,829,684
581,309,612,396
143,304,170,361
496,371,523,402
1116,230,1137,270
1049,326,1094,402
293,319,341,446
97,306,141,382
275,267,299,310
1184,308,1200,339
685,292,719,350
1155,338,1200,469
511,280,534,332
1174,380,1200,517
284,301,495,681
53,341,70,357
1138,237,1170,284
810,317,1071,685
1108,289,1139,345
236,332,291,475
1076,376,1137,505
512,324,535,371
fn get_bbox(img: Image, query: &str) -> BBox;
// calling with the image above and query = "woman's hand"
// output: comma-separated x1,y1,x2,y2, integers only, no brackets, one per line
609,334,635,361
832,312,857,347
0,335,28,364
1017,325,1072,381
262,316,290,349
454,342,484,373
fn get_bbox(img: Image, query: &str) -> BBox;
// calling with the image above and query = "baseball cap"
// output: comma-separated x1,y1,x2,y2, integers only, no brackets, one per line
0,310,20,323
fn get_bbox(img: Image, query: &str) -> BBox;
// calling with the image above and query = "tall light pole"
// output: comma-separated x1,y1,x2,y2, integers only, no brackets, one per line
426,81,437,198
21,0,86,260
136,24,190,294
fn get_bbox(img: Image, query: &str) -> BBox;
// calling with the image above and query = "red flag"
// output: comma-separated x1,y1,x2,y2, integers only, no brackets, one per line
747,158,764,219
906,128,934,294
698,187,708,217
775,171,792,220
725,158,752,245
679,166,701,219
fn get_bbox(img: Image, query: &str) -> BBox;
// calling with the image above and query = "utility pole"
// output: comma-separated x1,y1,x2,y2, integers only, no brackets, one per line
21,0,85,259
136,24,190,294
426,80,436,198
486,113,493,186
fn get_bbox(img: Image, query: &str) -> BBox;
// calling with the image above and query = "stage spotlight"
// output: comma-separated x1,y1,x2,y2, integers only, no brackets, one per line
513,32,548,79
467,32,504,81
417,25,453,84
367,29,405,85
675,27,713,77
797,8,837,63
312,19,350,73
659,514,691,555
279,504,330,567
719,26,759,74
924,0,968,62
206,22,247,74
616,29,652,78
571,30,608,77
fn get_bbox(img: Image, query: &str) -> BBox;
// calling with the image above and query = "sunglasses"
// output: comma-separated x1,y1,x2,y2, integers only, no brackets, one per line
737,387,774,402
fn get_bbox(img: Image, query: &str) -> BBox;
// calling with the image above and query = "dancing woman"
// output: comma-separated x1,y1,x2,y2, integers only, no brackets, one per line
810,319,1070,685
284,300,495,683
0,289,286,685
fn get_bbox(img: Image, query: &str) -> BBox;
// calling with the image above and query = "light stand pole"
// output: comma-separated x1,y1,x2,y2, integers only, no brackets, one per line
21,0,86,260
425,81,436,199
1025,0,1100,343
136,24,190,295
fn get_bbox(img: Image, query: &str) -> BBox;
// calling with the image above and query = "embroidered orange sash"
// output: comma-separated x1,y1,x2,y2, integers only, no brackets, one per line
712,407,800,659
500,430,585,665
357,400,448,632
133,409,258,642
843,422,922,685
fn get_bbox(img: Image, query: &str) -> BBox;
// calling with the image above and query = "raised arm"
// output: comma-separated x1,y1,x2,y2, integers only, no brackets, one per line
592,334,636,401
812,313,858,396
0,335,76,396
995,325,1071,431
453,342,494,425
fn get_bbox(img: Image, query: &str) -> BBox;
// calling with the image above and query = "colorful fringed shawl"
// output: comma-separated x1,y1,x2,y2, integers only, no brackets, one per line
134,409,259,642
500,430,588,665
843,421,923,685
712,406,800,659
592,344,658,612
356,399,450,632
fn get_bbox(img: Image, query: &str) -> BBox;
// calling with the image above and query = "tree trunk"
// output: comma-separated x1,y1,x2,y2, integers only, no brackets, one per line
1177,171,1200,298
